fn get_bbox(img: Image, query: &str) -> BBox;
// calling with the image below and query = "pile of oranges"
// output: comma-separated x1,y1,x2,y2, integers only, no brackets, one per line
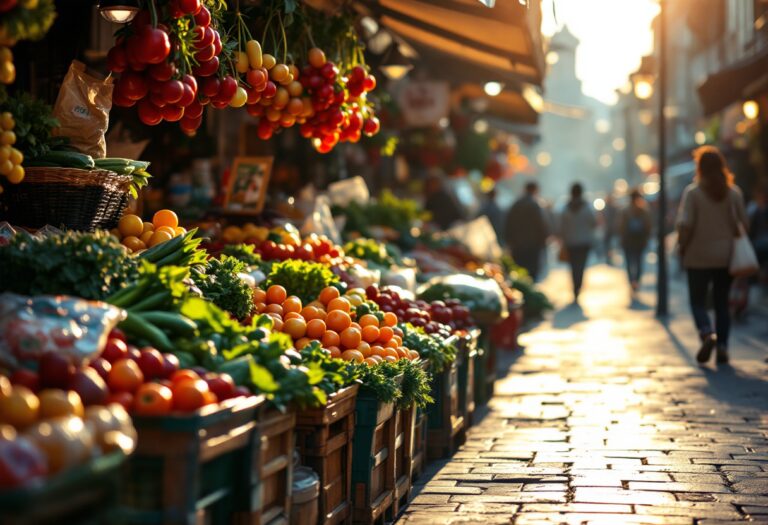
253,284,419,366
113,209,186,253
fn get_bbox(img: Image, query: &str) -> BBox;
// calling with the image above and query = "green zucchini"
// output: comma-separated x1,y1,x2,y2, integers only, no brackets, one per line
38,150,95,169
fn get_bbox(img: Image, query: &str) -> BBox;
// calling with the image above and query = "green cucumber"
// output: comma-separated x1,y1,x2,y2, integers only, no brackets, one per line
39,151,95,169
126,291,169,312
119,312,174,352
139,311,198,336
139,234,185,263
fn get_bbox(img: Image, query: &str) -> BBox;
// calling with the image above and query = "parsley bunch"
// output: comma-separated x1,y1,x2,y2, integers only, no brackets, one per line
197,255,254,320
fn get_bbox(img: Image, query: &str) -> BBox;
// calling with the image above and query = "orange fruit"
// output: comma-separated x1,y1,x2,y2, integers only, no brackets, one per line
306,319,326,339
378,326,394,344
357,342,371,357
254,289,267,303
369,354,383,363
340,327,361,349
341,349,364,363
308,300,325,310
383,312,397,327
147,230,173,248
153,209,179,229
363,357,378,367
385,339,399,349
265,303,284,316
408,350,420,360
321,330,340,348
118,214,144,238
371,345,386,358
301,306,320,320
392,335,403,347
384,347,399,359
350,322,361,332
295,337,312,350
326,310,351,332
267,313,283,331
393,327,404,338
282,296,302,314
284,312,303,321
174,226,187,237
266,285,288,304
327,297,350,313
359,314,379,328
319,286,340,305
122,236,145,252
361,325,380,344
139,230,154,244
384,355,397,363
327,346,341,358
254,302,266,313
397,347,410,359
155,225,176,237
142,221,154,234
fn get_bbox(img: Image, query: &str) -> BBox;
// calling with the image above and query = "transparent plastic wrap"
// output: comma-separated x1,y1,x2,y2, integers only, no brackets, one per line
417,273,508,325
0,293,126,368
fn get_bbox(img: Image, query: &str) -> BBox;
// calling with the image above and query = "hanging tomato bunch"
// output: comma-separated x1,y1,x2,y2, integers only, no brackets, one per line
107,0,234,135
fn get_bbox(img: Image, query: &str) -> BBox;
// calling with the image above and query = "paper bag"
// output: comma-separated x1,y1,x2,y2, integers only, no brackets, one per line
53,61,113,158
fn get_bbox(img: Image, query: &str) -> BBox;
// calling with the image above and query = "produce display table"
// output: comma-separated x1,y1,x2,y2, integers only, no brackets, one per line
426,359,464,459
121,396,263,525
0,451,126,525
457,330,480,432
295,384,359,525
350,389,398,524
409,404,429,484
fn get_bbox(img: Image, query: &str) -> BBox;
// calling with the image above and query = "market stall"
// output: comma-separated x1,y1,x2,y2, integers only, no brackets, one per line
0,1,551,523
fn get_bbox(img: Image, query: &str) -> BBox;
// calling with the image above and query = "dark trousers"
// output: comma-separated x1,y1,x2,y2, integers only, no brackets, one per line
567,245,590,297
624,246,644,284
513,245,542,281
686,268,733,346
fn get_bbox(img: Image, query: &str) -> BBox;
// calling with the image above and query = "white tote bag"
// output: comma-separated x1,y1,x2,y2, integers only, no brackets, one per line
730,204,759,277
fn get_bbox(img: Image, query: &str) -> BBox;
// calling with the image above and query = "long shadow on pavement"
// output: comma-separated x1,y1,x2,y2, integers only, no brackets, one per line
551,302,589,329
662,321,768,410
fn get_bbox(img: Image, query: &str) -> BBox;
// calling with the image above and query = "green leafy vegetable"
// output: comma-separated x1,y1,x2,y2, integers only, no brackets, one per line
355,361,401,404
0,230,139,300
343,238,398,267
221,243,263,266
395,359,433,409
0,92,65,159
197,255,254,320
333,189,428,237
265,259,340,303
399,323,457,374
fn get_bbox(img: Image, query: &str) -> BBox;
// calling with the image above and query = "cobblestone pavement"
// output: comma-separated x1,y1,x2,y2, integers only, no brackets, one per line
399,265,768,524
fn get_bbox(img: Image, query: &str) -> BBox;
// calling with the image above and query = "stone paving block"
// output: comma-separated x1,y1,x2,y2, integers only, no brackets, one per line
627,481,731,493
732,479,768,493
409,494,451,505
521,483,569,492
519,503,633,513
399,513,514,524
573,487,677,504
434,473,496,482
670,473,727,483
456,503,521,514
449,494,567,504
419,485,483,495
516,513,692,525
633,502,742,519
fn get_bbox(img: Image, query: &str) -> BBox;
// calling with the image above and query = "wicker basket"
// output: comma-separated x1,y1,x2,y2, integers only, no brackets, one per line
0,167,132,231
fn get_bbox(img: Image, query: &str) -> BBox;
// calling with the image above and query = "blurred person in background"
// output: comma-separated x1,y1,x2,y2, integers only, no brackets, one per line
749,186,768,269
558,183,596,302
603,194,620,264
478,187,505,244
619,189,652,294
424,172,466,230
676,146,748,365
505,181,550,280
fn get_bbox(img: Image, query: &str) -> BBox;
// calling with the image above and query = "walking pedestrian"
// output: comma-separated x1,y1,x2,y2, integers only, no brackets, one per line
504,181,549,280
479,188,505,244
558,183,596,302
603,195,619,264
619,189,652,293
424,173,465,230
676,146,749,365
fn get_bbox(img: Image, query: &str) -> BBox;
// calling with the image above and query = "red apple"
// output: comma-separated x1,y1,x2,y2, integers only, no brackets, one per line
88,358,112,381
38,352,75,389
160,353,180,379
106,391,133,411
232,386,251,398
204,373,235,401
9,370,39,392
126,346,142,361
101,338,128,363
136,348,164,379
68,368,108,406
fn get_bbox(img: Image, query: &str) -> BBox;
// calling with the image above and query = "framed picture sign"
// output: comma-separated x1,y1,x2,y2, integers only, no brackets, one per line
224,156,273,213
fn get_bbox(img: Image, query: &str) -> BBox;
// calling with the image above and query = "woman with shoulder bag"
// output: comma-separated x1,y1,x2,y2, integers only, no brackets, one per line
676,146,751,365
558,183,596,303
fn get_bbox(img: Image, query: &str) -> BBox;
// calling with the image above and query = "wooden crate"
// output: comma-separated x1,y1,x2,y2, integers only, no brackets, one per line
0,452,126,525
238,408,296,525
295,385,359,525
121,396,263,525
350,390,397,525
427,360,464,459
409,406,428,483
392,407,416,518
457,330,479,434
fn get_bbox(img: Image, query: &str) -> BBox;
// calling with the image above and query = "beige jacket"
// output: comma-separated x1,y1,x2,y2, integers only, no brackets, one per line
676,183,748,269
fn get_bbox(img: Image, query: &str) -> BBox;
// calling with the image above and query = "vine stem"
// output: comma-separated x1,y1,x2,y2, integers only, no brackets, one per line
278,12,288,64
148,0,158,27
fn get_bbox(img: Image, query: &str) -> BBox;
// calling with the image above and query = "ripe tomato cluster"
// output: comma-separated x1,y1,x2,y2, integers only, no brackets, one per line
256,235,342,264
297,49,380,153
255,285,419,367
107,4,225,135
367,286,474,334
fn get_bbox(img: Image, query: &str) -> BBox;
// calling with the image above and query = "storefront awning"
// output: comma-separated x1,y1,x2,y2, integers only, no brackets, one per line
453,83,541,126
697,48,768,116
356,0,545,86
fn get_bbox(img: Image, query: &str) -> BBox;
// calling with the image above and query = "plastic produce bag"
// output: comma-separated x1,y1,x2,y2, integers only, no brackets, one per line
417,273,508,324
381,267,416,293
446,216,503,263
52,61,113,158
327,176,370,207
0,293,125,368
301,195,341,245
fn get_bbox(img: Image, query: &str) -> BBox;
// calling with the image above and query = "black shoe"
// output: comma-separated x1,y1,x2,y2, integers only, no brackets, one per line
716,346,729,364
696,334,717,363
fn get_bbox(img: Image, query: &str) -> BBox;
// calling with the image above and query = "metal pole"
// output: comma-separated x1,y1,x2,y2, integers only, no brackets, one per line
656,0,668,317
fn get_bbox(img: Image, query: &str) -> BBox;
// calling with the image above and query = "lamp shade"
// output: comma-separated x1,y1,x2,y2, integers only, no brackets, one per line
98,0,140,23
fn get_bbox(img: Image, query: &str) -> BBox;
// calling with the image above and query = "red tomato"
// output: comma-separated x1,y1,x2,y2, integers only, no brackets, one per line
107,359,144,393
172,379,210,412
133,383,173,416
106,391,134,411
101,338,128,363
